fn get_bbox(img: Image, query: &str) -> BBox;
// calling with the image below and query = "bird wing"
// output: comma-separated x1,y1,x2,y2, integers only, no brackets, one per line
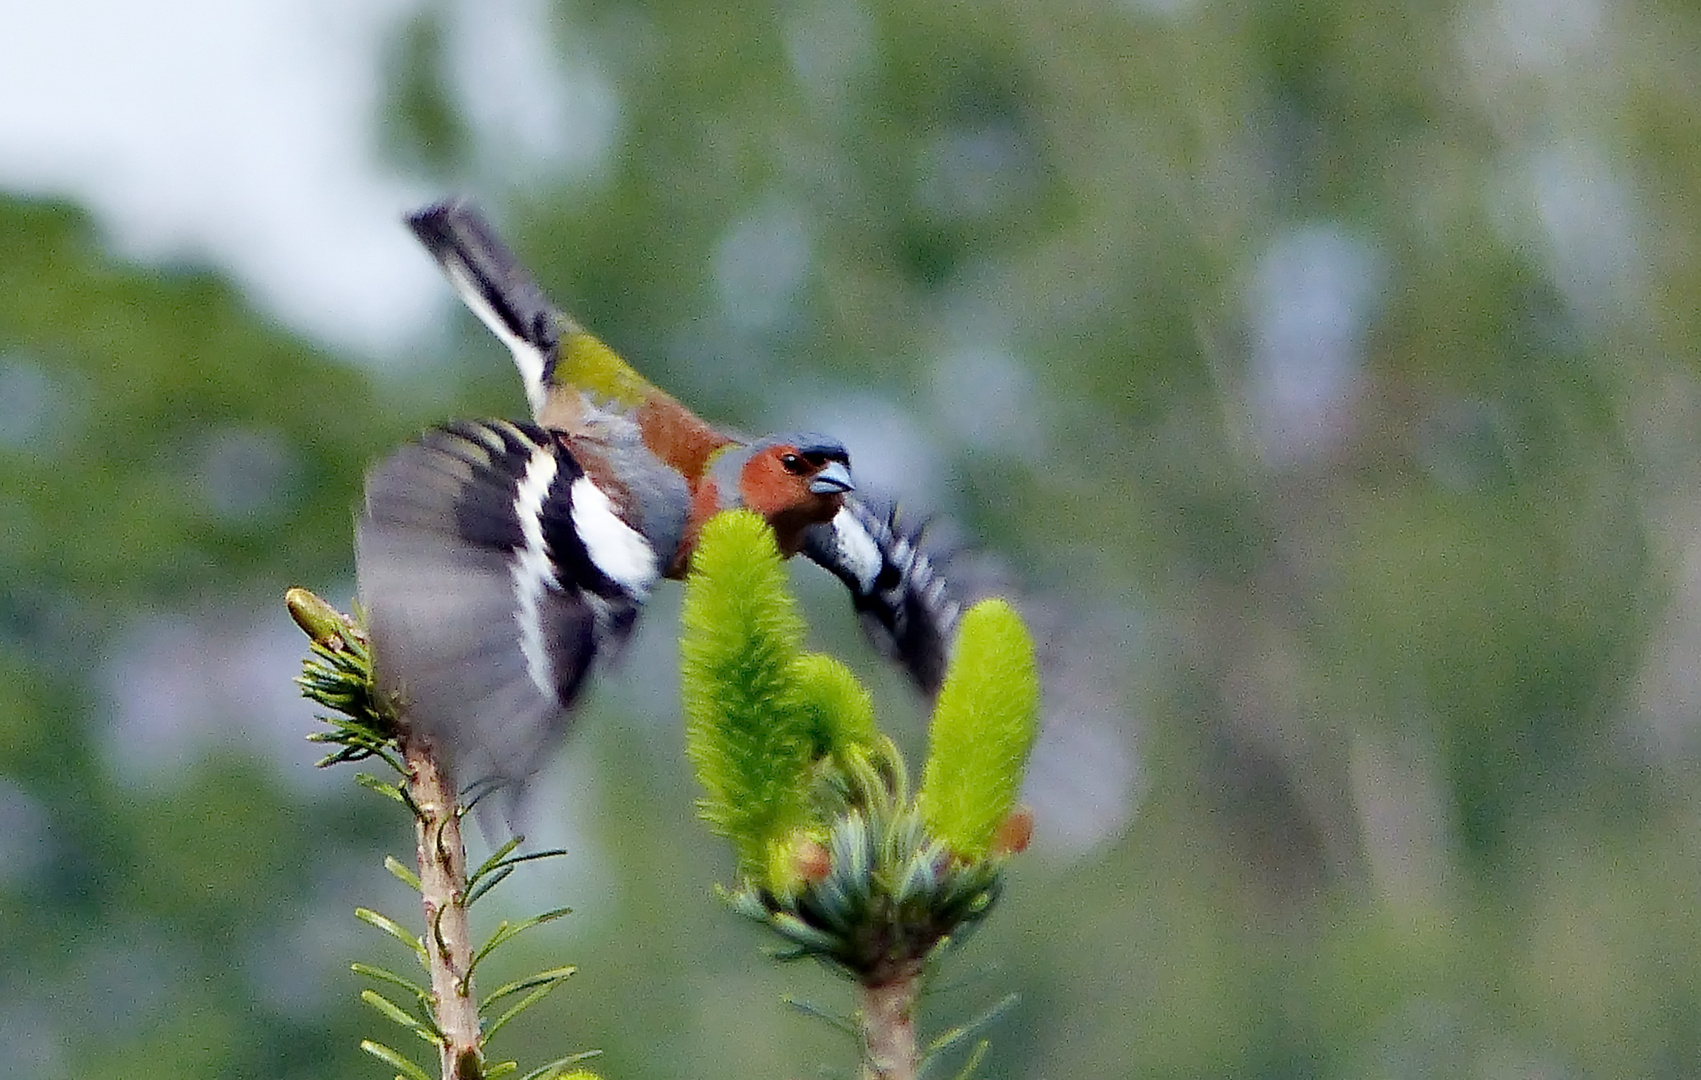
802,497,962,696
357,419,662,810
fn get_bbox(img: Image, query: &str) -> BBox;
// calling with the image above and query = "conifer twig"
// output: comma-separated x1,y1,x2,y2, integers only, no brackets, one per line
402,730,481,1079
858,968,922,1080
291,587,584,1080
681,517,1037,1079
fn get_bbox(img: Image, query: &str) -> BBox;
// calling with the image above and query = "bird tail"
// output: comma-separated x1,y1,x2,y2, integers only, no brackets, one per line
407,201,565,418
407,200,665,420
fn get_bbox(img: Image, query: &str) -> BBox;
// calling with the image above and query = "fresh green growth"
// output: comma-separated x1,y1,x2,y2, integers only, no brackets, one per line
681,512,1040,1077
917,599,1041,859
289,588,400,767
789,652,879,764
680,510,823,879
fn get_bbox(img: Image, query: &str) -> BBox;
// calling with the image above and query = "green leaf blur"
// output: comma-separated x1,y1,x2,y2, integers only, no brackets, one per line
9,0,1701,1075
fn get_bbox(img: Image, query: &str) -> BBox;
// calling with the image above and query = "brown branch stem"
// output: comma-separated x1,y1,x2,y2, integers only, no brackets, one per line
858,969,921,1080
403,731,482,1080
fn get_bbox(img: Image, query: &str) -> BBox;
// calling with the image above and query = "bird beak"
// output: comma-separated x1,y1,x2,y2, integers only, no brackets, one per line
809,460,854,495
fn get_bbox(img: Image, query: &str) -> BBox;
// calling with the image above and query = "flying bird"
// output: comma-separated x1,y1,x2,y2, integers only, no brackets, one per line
357,201,960,811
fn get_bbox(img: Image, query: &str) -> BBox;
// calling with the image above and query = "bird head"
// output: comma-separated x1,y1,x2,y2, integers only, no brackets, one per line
710,435,854,554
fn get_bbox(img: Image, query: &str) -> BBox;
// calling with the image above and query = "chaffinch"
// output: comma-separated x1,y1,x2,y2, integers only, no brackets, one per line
357,201,959,807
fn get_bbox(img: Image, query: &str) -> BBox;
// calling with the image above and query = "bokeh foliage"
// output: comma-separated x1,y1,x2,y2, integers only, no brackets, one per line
7,0,1701,1077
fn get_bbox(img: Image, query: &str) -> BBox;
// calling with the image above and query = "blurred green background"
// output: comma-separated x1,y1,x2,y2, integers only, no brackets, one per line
5,0,1701,1076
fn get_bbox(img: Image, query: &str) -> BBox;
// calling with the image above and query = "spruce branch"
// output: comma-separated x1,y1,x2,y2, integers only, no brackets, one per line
858,972,921,1080
403,729,482,1079
678,514,1040,1080
287,588,589,1080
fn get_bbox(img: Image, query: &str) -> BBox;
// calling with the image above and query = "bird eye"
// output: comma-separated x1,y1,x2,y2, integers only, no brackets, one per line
780,452,806,474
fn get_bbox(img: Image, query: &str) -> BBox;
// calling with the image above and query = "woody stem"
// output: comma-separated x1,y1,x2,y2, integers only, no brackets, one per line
403,731,481,1080
857,968,921,1080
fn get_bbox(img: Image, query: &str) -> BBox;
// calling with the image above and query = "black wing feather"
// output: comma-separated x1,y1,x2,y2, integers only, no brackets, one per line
802,497,963,696
356,419,643,813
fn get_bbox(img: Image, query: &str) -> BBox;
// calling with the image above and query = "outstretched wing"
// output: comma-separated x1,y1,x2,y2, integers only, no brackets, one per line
802,498,962,696
357,419,662,806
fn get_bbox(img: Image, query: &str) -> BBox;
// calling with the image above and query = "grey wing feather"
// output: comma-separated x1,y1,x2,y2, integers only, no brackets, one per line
357,525,593,791
356,421,638,821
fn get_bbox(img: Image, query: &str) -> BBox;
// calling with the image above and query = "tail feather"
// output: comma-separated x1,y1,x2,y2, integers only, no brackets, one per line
406,200,721,466
407,200,561,416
